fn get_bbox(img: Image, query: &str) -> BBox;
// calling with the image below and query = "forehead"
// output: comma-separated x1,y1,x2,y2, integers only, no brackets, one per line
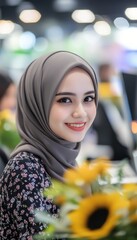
67,67,91,76
57,67,94,91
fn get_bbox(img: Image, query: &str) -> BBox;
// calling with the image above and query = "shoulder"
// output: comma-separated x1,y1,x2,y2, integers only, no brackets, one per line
1,151,51,189
0,152,58,239
7,151,46,172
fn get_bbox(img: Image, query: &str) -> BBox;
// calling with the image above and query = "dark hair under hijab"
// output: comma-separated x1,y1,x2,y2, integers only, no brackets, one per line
11,51,98,181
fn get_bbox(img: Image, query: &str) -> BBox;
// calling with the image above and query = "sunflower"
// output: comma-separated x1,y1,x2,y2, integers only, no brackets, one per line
128,197,137,223
68,193,129,239
91,157,111,176
64,158,110,186
129,197,137,210
122,183,137,198
130,214,137,223
64,161,98,185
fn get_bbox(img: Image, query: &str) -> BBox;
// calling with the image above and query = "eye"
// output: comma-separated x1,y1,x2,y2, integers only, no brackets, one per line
84,95,95,102
57,97,72,103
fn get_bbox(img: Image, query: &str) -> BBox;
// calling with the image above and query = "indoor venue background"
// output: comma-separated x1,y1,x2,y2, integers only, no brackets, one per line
0,0,137,173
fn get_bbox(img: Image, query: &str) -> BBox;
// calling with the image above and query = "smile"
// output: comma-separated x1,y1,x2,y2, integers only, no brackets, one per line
66,122,86,131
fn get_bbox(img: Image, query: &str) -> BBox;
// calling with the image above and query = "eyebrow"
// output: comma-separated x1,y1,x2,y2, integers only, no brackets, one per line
55,91,95,96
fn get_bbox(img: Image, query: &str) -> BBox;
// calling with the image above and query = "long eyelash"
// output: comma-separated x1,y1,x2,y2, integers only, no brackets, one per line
84,95,95,101
57,97,71,103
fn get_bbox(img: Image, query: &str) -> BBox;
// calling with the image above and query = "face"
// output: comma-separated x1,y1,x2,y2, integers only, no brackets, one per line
49,67,97,142
0,84,17,111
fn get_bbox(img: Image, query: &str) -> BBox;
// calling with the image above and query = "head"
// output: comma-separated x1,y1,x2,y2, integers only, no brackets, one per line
49,67,97,142
98,63,115,83
0,72,17,111
17,51,98,144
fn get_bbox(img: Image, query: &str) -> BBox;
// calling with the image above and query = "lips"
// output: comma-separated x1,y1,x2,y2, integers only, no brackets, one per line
65,122,86,131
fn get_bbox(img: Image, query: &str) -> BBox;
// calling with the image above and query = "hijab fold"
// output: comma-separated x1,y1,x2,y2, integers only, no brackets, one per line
11,51,98,181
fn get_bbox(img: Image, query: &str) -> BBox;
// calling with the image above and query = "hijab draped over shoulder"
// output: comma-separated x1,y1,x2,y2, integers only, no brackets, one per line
11,51,98,181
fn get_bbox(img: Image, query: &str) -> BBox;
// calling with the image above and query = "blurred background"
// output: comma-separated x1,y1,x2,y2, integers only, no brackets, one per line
0,0,137,174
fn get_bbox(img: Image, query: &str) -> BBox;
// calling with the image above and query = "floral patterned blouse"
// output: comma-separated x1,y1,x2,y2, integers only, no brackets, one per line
0,152,59,240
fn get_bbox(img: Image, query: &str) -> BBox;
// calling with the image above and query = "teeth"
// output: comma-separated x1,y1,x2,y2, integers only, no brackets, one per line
68,123,85,127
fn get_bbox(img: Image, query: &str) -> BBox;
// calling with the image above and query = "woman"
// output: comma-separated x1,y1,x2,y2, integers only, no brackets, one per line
0,51,98,239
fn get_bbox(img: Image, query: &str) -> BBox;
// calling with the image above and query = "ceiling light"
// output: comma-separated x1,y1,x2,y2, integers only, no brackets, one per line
71,9,95,23
94,21,111,36
114,17,129,29
125,7,137,20
0,20,15,35
19,9,41,23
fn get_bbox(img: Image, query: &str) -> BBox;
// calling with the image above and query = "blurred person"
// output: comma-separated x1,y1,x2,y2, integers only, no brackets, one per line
98,63,114,83
98,63,123,100
0,71,17,112
0,72,18,175
92,63,133,161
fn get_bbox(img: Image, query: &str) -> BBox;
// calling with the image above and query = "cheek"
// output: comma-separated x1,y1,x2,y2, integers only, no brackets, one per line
89,105,97,121
49,106,65,128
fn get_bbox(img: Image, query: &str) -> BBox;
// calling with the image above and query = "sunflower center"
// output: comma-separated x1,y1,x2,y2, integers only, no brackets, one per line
87,207,109,230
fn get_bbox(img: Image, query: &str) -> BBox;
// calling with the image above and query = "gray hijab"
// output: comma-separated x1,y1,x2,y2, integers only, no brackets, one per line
11,51,98,181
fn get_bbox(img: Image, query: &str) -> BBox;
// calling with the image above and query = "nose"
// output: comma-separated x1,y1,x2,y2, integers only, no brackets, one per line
72,103,87,118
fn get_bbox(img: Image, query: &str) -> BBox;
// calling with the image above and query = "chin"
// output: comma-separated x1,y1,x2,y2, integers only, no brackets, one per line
66,136,85,143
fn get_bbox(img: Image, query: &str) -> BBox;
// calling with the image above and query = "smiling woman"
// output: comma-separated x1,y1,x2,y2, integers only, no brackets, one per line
49,67,97,142
0,50,98,239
